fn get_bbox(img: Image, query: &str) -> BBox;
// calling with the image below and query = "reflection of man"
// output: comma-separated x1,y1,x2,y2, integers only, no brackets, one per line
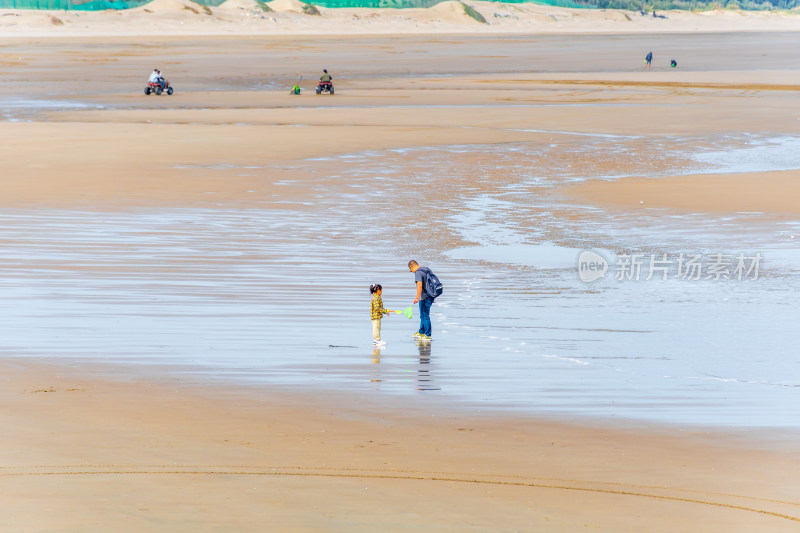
416,341,434,391
408,260,433,341
417,340,431,360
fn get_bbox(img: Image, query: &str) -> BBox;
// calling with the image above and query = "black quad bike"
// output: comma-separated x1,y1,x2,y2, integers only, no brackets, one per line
316,80,334,95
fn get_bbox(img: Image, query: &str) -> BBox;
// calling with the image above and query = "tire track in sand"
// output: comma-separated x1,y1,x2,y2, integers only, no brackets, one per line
1,464,798,523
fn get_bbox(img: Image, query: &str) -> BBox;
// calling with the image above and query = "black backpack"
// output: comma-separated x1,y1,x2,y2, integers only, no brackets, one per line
419,267,443,299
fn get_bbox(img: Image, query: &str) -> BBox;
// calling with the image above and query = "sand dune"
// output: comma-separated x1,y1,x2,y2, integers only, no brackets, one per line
425,1,485,24
0,2,798,36
138,0,204,12
218,0,267,9
266,0,312,13
213,0,271,16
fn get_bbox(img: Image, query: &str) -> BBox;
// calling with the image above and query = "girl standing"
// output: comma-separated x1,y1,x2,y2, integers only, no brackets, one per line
370,284,393,346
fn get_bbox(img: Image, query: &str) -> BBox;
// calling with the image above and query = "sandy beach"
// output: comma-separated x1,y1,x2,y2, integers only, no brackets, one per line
1,6,800,531
2,358,799,531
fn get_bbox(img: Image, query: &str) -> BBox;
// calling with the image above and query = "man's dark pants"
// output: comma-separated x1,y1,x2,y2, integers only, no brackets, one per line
418,298,433,337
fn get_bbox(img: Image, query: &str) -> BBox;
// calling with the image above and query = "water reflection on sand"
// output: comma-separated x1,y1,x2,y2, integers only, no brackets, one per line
1,132,799,428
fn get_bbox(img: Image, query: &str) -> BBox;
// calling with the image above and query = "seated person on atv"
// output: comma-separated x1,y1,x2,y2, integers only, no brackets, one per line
148,68,166,90
320,69,332,84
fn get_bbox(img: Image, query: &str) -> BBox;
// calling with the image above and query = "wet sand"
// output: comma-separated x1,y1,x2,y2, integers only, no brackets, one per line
2,358,799,532
565,170,800,215
2,32,800,530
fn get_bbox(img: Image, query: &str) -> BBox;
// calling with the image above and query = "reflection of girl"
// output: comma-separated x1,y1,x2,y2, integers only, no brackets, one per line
370,284,393,346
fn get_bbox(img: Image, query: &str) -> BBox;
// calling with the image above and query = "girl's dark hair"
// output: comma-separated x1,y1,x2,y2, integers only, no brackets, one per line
369,284,382,294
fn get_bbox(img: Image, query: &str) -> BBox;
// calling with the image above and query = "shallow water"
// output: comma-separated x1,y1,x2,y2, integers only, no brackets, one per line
0,98,102,121
1,129,799,428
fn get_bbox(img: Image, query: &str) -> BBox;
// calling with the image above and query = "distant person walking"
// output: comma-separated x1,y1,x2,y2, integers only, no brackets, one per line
645,51,653,69
370,284,392,346
408,260,443,342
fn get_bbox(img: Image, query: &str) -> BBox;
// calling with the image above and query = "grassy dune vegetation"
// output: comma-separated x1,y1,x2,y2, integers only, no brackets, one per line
573,0,798,11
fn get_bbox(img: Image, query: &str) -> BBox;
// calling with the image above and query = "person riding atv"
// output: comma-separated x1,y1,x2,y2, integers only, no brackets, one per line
317,69,334,95
144,68,174,95
148,68,165,90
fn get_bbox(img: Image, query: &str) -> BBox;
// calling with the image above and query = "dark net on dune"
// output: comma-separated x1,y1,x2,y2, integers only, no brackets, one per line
0,0,594,11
